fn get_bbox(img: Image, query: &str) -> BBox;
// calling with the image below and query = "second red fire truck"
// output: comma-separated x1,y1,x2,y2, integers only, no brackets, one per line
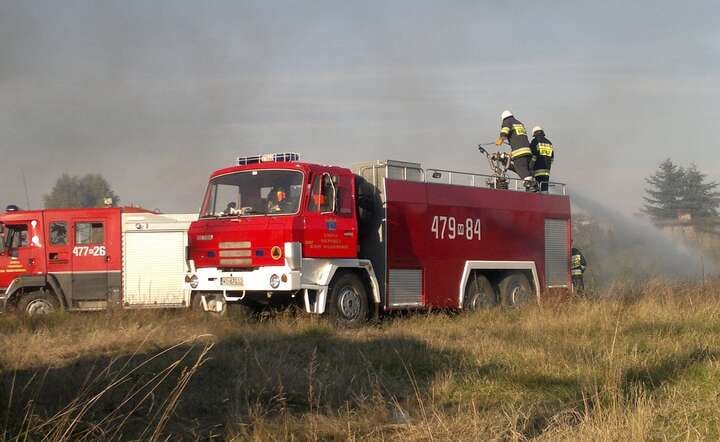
0,207,198,316
186,153,572,325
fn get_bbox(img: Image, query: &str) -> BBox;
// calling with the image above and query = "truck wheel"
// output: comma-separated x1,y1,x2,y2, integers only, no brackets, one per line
464,274,497,311
327,272,369,327
498,272,534,307
17,290,59,317
191,292,227,316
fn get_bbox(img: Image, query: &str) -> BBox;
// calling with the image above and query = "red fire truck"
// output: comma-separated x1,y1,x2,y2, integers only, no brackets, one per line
186,153,572,325
0,207,198,316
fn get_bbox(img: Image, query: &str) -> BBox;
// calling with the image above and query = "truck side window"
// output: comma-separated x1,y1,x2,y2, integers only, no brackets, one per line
50,222,68,245
5,225,28,249
337,175,354,216
308,173,335,213
76,222,104,245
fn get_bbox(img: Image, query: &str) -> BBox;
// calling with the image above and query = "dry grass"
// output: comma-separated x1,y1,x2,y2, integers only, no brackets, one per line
2,280,720,440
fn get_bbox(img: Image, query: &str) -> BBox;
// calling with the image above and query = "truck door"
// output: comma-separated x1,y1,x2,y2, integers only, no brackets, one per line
304,171,357,258
44,215,72,302
0,222,41,289
71,218,109,301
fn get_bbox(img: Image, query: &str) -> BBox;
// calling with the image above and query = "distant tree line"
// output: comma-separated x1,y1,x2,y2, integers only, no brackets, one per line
44,174,120,208
642,159,720,223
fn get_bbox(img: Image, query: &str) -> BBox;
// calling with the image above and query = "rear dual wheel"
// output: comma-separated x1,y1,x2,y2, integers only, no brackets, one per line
498,272,534,307
463,274,498,311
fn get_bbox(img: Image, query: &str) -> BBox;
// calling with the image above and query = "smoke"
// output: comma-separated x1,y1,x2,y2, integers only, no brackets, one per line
571,192,715,286
1,1,719,217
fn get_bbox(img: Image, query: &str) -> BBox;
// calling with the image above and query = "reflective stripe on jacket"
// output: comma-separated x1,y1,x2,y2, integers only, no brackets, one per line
571,252,586,275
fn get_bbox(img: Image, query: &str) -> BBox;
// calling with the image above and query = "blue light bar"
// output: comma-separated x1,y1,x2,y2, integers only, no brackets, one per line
237,152,300,165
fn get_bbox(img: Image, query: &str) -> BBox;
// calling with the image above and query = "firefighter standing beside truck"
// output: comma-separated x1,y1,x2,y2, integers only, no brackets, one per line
571,247,587,294
496,110,534,188
530,126,554,192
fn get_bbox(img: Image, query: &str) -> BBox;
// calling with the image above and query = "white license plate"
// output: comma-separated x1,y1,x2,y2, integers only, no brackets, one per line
220,276,244,286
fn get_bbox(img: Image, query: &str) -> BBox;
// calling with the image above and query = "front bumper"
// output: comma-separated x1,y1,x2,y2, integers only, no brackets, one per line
186,266,302,294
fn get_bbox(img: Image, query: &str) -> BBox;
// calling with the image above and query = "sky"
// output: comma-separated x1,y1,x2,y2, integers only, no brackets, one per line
1,0,719,214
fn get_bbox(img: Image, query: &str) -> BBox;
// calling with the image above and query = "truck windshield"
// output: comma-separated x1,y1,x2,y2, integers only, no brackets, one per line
201,170,304,217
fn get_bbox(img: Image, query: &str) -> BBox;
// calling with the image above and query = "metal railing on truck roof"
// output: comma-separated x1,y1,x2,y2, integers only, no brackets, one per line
353,160,567,196
426,168,567,195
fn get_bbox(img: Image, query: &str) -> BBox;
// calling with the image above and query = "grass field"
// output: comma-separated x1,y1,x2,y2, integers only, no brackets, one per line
2,280,720,440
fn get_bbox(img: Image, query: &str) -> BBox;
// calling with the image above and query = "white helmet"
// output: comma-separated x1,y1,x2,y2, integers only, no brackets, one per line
500,110,513,120
532,126,543,135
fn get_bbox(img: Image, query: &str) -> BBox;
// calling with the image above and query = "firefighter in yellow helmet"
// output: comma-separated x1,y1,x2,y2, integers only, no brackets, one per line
530,126,554,192
496,110,533,187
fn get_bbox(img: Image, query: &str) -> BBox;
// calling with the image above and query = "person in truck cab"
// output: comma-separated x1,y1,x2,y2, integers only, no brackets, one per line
267,185,290,213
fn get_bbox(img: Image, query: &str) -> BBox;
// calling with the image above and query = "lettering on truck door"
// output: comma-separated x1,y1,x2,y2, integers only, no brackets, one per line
71,219,109,302
304,171,356,258
0,222,40,289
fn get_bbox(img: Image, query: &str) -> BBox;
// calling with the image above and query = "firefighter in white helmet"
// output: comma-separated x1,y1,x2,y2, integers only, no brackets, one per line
495,110,533,185
530,126,554,192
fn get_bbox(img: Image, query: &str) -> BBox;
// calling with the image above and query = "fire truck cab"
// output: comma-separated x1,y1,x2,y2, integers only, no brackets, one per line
186,153,572,325
0,207,197,316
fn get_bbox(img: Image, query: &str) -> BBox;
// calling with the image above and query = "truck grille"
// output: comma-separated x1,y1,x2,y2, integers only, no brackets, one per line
219,241,251,249
219,250,251,257
219,241,252,267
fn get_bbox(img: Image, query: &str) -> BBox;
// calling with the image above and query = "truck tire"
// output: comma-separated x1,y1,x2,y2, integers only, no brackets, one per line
191,292,227,316
498,272,534,307
327,272,369,327
464,274,497,311
17,290,59,317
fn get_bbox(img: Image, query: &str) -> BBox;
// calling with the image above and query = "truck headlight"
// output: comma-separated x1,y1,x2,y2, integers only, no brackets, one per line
269,274,280,289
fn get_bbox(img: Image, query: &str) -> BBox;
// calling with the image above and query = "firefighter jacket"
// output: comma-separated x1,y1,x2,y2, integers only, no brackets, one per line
499,117,532,159
530,134,554,177
571,248,586,276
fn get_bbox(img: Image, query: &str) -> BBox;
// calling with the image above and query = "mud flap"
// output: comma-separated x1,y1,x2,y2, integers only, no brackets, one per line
303,287,328,314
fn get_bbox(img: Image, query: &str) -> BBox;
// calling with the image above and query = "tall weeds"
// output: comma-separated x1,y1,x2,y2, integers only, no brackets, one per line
1,280,720,440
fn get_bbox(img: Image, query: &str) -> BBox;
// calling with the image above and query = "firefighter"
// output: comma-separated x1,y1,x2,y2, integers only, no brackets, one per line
571,247,587,295
530,126,554,192
267,185,289,213
495,110,533,187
